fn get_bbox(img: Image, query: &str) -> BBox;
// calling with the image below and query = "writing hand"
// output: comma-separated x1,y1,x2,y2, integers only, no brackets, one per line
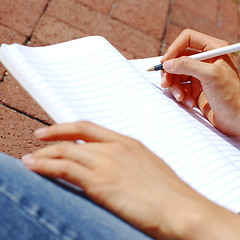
161,29,240,136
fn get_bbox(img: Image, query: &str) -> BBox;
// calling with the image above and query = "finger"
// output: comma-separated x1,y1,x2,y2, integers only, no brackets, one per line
161,72,173,88
162,29,229,61
162,73,191,88
163,56,239,105
161,71,192,88
180,82,198,108
189,77,202,100
168,81,196,108
180,74,191,83
163,56,217,87
29,141,99,169
197,91,214,125
181,94,196,108
167,49,202,61
181,83,192,95
161,49,200,64
22,155,91,188
35,121,126,143
168,75,185,102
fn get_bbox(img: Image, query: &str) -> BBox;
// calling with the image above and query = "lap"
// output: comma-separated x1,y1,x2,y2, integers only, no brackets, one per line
0,152,152,240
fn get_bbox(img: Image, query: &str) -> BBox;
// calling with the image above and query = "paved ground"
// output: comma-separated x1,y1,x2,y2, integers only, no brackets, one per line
0,0,239,158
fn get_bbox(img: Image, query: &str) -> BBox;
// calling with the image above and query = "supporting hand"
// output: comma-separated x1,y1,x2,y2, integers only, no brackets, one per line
22,121,238,239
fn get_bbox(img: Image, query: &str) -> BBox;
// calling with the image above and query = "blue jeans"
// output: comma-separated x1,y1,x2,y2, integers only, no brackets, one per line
0,152,152,240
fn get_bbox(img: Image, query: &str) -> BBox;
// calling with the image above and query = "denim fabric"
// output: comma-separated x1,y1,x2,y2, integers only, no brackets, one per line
0,152,152,240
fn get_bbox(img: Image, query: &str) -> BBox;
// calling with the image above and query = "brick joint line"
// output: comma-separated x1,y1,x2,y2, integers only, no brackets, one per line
25,0,51,46
109,0,118,17
0,101,50,126
160,0,174,56
217,0,223,27
0,71,9,87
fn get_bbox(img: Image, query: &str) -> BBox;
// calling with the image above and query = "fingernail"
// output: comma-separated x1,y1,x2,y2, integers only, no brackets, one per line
185,98,195,108
34,127,47,138
160,76,167,88
160,55,166,62
163,59,174,71
172,89,181,102
22,154,35,167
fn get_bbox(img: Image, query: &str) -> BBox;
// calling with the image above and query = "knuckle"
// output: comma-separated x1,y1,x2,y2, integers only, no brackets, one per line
128,137,143,148
218,40,229,47
110,141,128,153
59,162,72,179
182,28,192,36
55,141,73,155
111,138,143,153
175,56,190,69
180,28,195,38
179,56,189,62
74,121,95,133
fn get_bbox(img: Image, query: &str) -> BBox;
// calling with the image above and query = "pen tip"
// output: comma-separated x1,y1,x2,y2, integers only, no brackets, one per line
147,67,155,72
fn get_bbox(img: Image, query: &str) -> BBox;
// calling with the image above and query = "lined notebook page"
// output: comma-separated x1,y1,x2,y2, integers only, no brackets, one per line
129,56,163,88
130,58,240,166
130,57,240,210
1,36,240,212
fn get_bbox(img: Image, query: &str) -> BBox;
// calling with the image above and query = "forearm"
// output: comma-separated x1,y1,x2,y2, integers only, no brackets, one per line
145,194,240,240
178,203,240,240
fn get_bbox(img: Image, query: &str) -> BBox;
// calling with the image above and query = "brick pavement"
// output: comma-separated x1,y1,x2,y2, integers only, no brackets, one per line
0,0,239,158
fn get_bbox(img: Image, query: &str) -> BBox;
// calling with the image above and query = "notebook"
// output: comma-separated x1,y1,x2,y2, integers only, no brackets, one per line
0,36,240,213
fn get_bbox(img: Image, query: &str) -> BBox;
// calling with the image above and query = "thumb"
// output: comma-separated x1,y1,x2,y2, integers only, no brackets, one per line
163,56,216,86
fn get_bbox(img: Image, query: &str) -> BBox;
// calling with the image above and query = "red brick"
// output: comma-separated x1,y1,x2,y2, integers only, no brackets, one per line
0,75,53,124
1,0,239,159
220,0,239,35
162,24,184,54
118,49,135,60
170,6,238,44
0,0,48,36
0,65,5,79
77,0,114,15
32,16,135,59
111,0,169,40
0,105,48,158
27,37,48,47
32,15,88,45
174,0,218,24
45,0,161,57
0,25,26,45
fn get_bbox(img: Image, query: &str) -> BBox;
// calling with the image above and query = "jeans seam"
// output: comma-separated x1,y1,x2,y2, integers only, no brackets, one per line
0,186,75,240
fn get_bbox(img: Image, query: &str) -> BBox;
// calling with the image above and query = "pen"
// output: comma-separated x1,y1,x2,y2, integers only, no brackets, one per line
147,42,240,71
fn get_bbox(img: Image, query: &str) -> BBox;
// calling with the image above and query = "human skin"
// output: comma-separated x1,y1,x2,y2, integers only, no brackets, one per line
22,121,240,240
161,29,240,136
22,30,240,239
